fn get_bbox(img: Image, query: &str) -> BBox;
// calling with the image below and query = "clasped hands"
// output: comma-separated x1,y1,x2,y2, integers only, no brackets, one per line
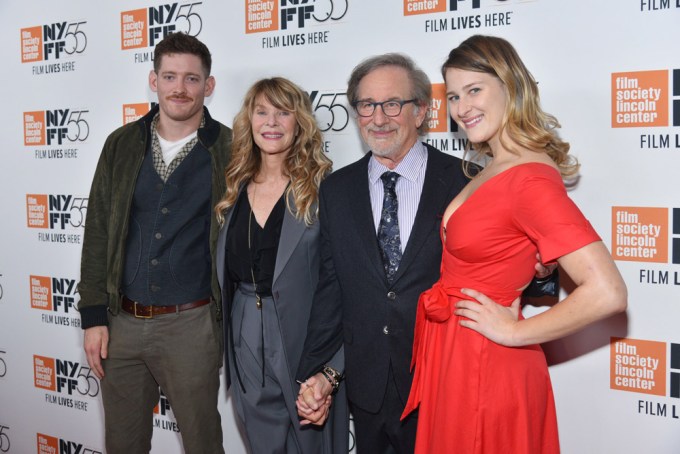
295,257,555,421
296,373,334,426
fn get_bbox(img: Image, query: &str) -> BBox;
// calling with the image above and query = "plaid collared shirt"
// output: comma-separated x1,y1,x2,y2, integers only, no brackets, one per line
150,113,205,182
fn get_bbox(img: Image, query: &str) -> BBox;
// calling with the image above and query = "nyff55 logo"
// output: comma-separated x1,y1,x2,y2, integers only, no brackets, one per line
246,0,348,34
404,0,520,15
405,0,475,15
155,389,175,417
121,2,203,50
20,21,87,63
308,90,349,133
154,389,181,432
30,275,78,314
23,109,90,146
26,194,87,230
34,355,99,397
37,433,102,454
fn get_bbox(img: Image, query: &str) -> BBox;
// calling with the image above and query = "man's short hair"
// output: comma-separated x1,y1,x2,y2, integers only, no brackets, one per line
153,32,212,76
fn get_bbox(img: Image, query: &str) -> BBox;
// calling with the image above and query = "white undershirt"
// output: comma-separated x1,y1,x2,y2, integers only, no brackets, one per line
157,131,198,164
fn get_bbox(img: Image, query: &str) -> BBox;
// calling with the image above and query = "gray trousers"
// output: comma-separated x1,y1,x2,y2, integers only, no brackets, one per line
102,303,224,454
230,285,326,454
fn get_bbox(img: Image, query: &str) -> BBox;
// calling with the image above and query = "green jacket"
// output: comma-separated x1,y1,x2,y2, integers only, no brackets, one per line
77,106,232,329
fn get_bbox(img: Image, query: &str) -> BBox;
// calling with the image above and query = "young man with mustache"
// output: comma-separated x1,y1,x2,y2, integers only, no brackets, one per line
77,32,231,454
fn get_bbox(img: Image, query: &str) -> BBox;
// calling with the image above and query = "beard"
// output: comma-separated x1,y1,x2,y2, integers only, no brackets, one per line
364,126,403,158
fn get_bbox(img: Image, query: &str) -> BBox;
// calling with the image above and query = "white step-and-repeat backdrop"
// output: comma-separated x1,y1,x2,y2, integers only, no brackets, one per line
0,1,678,452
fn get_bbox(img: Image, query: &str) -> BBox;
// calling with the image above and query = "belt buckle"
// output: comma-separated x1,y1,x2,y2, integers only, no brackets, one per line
133,301,152,319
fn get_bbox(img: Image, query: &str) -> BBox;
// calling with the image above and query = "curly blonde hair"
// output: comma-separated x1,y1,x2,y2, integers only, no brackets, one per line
441,35,578,179
215,77,332,225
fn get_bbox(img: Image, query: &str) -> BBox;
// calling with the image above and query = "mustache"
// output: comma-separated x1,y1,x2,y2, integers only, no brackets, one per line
167,95,193,101
368,126,396,133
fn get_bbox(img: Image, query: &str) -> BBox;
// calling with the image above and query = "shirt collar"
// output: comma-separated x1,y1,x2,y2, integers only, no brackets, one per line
150,112,205,139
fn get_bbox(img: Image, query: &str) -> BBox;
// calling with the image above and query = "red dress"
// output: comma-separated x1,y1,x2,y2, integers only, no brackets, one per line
402,163,600,454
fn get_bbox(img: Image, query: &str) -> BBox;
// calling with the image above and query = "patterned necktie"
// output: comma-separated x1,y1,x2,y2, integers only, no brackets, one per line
377,171,402,282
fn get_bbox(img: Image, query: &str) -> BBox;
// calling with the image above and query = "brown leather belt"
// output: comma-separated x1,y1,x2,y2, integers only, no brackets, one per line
121,296,211,318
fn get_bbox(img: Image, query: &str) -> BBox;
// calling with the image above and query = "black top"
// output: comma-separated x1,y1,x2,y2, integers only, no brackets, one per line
226,189,286,296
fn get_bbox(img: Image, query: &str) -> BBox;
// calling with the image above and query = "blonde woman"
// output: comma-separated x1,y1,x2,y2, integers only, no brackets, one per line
402,35,627,453
215,78,347,453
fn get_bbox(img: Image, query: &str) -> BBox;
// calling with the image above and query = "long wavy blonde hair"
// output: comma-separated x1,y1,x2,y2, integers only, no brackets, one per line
215,77,332,225
441,35,578,179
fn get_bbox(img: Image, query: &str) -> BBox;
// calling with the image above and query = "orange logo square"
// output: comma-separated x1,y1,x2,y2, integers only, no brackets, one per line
27,194,49,229
37,433,59,453
34,355,56,391
21,26,43,63
429,83,448,133
611,207,668,263
30,275,52,310
610,337,666,396
24,111,46,146
123,103,150,125
121,9,148,50
404,0,446,15
246,0,279,34
611,70,668,128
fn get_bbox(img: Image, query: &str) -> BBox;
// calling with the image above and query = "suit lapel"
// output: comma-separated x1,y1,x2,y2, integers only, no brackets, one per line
216,224,226,290
273,193,306,287
391,146,454,283
346,154,387,281
216,206,234,290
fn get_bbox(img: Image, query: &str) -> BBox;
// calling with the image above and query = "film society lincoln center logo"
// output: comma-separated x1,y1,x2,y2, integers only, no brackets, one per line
123,103,154,125
430,83,456,134
611,338,680,417
424,83,473,155
611,206,680,269
612,69,680,140
611,207,668,263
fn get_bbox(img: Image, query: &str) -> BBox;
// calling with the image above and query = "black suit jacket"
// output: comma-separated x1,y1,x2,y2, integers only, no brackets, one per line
297,143,468,413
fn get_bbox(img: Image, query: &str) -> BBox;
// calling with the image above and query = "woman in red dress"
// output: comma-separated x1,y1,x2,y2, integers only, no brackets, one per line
402,35,627,453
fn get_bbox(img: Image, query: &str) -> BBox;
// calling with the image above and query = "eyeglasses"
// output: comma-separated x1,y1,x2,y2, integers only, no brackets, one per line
352,99,417,117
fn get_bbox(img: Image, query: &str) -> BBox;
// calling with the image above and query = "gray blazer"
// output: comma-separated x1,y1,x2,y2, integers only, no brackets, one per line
216,192,348,453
